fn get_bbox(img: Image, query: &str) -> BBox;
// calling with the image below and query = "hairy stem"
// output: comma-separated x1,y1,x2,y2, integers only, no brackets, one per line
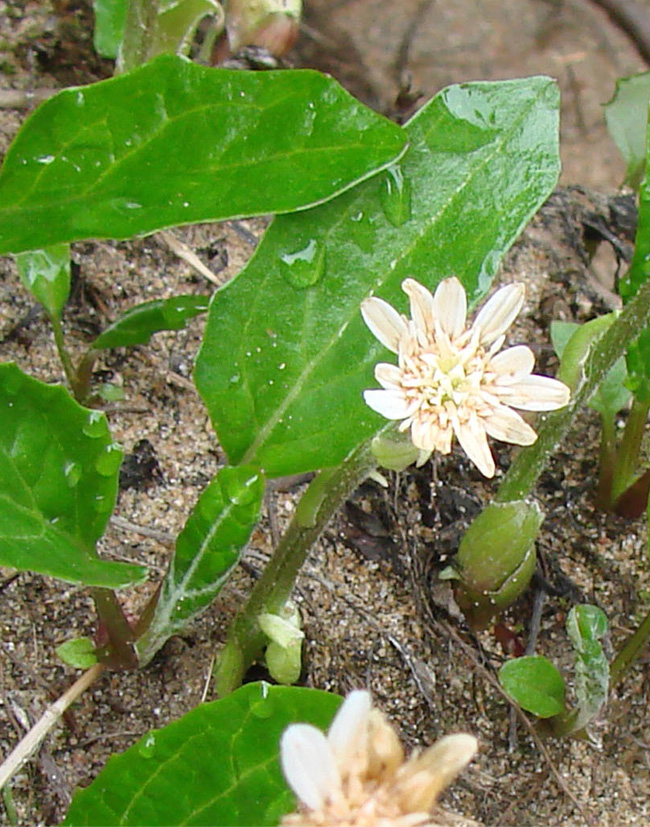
496,278,650,503
214,439,378,696
91,588,138,671
612,396,650,502
609,604,650,687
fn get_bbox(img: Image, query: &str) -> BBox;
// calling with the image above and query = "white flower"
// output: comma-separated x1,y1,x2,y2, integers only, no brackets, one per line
361,277,571,478
280,689,478,827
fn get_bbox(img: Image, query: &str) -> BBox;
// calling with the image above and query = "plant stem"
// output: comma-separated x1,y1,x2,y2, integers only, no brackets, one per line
496,278,650,503
91,588,138,671
595,414,617,509
612,396,650,502
609,604,650,687
50,314,82,400
214,439,378,696
118,0,161,73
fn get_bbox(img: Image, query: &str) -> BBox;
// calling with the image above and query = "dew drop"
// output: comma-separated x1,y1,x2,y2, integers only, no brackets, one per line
82,411,105,438
229,373,241,385
351,211,364,222
93,494,112,514
95,444,122,476
380,163,412,228
138,732,156,759
278,363,286,370
63,461,82,488
223,472,261,507
249,682,274,718
35,155,55,165
279,239,326,288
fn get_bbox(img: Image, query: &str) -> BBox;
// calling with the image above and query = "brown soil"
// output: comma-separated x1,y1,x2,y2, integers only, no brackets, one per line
1,2,649,826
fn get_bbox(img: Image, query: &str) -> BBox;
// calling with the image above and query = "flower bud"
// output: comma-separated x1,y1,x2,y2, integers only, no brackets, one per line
451,500,543,629
259,600,304,685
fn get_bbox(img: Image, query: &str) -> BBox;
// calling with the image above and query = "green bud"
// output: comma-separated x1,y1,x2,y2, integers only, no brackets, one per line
452,500,543,629
258,600,304,685
371,433,420,472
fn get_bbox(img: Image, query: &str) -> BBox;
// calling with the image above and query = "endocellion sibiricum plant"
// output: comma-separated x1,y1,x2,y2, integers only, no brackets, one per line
280,690,478,827
7,0,650,822
361,277,571,478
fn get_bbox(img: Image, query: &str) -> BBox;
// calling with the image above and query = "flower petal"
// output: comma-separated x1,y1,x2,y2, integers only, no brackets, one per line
453,416,495,477
474,283,524,346
327,689,372,771
361,297,408,353
494,375,571,411
363,389,413,420
397,733,478,813
281,724,342,810
374,362,403,389
402,278,436,340
489,344,535,376
483,405,538,446
432,276,467,339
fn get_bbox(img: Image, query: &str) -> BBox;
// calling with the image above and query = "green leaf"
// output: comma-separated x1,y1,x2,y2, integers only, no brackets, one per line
92,0,128,59
604,71,650,189
64,682,342,826
195,77,560,477
0,55,406,255
0,363,146,588
56,637,98,669
565,604,609,732
91,295,209,350
551,319,631,419
137,465,264,664
15,243,70,320
498,655,566,718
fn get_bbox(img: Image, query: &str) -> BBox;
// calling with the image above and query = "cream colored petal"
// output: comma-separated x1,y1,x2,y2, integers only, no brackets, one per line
495,375,571,411
374,362,404,389
415,448,433,467
360,297,408,353
397,733,478,813
402,278,436,339
473,283,525,346
281,724,342,810
432,276,467,339
363,389,413,420
453,416,495,477
483,405,538,446
489,344,535,376
327,689,372,768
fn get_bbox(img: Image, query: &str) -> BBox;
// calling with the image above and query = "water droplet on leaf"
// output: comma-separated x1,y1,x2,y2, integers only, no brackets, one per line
380,164,412,227
223,472,261,507
63,461,82,488
138,732,156,758
280,239,325,288
95,444,122,476
82,411,105,438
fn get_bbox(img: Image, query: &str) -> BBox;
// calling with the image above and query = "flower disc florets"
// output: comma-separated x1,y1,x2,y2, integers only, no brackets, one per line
361,277,571,478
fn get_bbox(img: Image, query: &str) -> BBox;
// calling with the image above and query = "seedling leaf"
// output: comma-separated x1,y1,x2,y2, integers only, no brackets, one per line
196,76,560,477
91,295,209,350
0,55,407,254
498,655,566,718
15,243,71,320
64,682,342,826
0,363,145,588
566,604,609,732
604,71,650,189
137,465,264,664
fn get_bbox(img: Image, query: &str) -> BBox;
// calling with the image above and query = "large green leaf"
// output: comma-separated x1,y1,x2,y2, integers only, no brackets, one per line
0,56,407,255
64,682,342,826
195,76,560,477
91,295,209,350
137,465,265,663
0,363,145,588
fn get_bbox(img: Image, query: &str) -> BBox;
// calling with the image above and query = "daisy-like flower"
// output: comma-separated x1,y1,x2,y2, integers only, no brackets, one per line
361,277,571,478
280,689,479,827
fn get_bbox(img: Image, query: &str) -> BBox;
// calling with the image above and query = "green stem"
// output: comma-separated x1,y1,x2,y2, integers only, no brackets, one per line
50,314,83,401
496,278,650,503
118,0,161,73
214,439,378,696
612,396,650,502
73,348,100,405
595,413,617,509
91,588,138,671
609,605,650,687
